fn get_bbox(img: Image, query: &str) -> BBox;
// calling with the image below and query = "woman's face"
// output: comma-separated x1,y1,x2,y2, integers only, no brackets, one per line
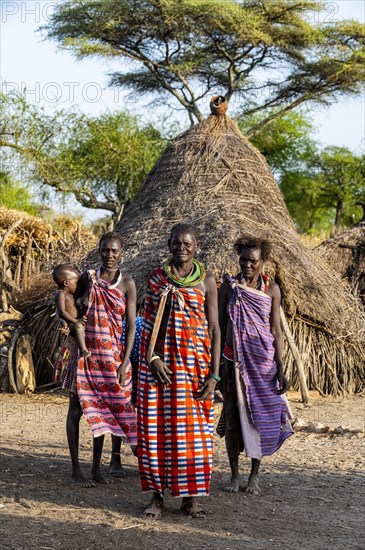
99,239,123,269
169,231,197,264
239,247,263,280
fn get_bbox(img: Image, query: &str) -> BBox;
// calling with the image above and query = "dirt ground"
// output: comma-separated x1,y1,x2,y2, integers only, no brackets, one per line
0,390,364,550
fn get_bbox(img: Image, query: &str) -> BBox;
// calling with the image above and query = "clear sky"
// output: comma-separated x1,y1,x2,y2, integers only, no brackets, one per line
1,0,364,221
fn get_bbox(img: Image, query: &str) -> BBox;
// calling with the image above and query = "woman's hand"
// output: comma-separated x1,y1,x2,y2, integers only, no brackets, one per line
195,376,217,401
277,368,290,394
149,357,172,385
117,362,128,386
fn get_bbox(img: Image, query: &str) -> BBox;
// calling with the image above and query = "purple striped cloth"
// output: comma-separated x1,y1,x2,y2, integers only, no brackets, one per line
227,275,293,458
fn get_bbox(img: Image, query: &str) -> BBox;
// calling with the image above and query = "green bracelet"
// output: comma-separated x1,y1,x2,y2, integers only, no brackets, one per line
209,373,221,382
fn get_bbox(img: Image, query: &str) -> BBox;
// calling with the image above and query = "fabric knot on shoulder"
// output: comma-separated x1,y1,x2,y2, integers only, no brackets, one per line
161,284,185,310
88,269,97,285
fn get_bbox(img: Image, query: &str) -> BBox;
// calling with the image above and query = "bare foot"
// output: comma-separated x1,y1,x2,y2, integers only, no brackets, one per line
244,473,261,495
72,471,96,488
223,476,240,493
180,498,206,518
92,470,114,484
143,497,163,520
108,463,126,478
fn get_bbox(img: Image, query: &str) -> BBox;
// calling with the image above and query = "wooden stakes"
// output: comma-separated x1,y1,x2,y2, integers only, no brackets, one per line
280,306,310,404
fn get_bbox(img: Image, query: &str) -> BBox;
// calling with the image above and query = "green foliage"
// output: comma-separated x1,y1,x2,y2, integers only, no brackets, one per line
43,0,365,128
35,110,165,212
0,94,166,215
282,146,365,234
244,111,365,233
280,169,336,234
0,171,37,215
301,146,364,233
239,110,315,174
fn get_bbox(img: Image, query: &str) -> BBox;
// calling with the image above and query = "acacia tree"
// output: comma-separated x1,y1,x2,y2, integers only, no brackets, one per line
44,0,365,130
0,94,165,216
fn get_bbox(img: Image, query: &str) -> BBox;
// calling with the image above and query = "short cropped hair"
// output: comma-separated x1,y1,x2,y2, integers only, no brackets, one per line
234,235,272,261
99,231,123,249
169,223,199,242
52,263,78,286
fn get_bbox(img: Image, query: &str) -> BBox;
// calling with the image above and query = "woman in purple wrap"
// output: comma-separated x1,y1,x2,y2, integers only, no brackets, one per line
218,235,293,495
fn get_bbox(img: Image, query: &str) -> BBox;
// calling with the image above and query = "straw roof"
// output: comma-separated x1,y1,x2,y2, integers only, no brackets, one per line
0,207,53,249
116,104,365,395
0,207,96,265
0,208,98,391
315,220,365,304
0,207,97,310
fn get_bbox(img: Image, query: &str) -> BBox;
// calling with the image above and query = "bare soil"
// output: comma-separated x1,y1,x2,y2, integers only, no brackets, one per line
0,391,364,550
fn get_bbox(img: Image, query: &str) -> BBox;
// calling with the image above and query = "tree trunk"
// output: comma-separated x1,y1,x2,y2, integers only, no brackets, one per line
331,202,343,236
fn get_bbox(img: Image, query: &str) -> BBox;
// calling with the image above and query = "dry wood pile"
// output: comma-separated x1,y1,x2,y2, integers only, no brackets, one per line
114,97,365,396
0,208,97,392
315,220,365,306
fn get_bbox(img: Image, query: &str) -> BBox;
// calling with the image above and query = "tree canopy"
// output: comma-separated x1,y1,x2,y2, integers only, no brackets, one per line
239,109,315,174
44,0,365,129
291,146,364,234
0,171,37,215
242,110,365,234
0,94,165,216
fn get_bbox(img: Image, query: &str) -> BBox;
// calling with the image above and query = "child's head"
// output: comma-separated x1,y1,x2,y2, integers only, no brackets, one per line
52,264,79,293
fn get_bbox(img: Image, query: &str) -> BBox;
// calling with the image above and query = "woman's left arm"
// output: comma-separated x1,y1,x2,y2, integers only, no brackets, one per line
118,276,137,385
196,272,221,401
269,282,289,394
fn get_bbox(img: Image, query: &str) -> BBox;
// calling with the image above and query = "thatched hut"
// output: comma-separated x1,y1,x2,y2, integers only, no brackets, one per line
116,97,365,396
315,221,365,305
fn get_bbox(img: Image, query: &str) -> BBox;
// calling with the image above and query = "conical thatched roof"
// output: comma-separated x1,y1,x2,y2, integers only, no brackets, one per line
315,220,365,305
116,106,365,396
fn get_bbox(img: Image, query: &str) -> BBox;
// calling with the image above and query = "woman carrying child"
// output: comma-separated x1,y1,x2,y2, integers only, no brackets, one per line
54,231,137,485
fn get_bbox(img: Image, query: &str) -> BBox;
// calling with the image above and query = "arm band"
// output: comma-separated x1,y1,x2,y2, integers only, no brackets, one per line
209,373,221,382
149,355,161,364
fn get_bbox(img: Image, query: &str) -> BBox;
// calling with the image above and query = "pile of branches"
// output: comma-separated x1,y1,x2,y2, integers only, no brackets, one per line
0,208,97,392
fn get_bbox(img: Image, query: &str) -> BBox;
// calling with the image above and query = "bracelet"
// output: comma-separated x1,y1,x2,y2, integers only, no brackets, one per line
209,373,221,382
149,355,161,364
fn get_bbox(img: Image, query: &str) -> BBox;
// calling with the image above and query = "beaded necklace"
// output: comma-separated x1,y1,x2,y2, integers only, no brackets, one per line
163,258,206,287
239,272,269,292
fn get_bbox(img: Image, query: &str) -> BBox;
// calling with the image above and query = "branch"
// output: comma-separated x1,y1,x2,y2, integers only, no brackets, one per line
1,138,118,213
101,36,204,123
245,96,310,137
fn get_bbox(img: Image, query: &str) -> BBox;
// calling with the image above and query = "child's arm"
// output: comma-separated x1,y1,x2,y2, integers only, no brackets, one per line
54,291,69,332
55,291,79,324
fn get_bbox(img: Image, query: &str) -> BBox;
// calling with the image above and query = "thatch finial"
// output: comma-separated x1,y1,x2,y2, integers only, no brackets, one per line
210,95,228,115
